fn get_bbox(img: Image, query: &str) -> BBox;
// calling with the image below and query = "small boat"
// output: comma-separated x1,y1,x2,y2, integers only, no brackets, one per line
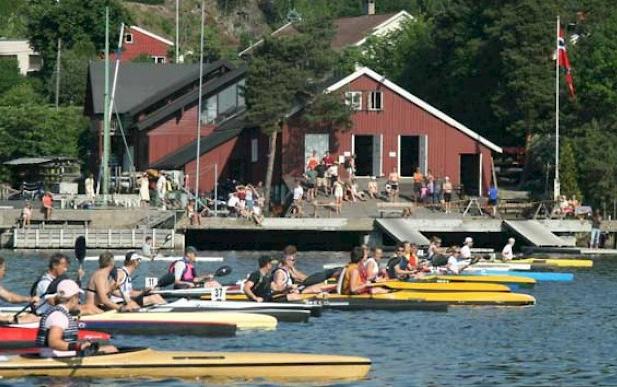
151,299,315,323
423,274,537,286
0,327,110,350
513,258,593,268
371,280,512,292
153,285,242,299
84,255,223,262
465,270,574,282
0,347,371,381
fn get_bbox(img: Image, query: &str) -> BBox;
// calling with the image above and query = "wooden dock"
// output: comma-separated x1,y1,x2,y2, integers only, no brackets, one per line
12,227,182,250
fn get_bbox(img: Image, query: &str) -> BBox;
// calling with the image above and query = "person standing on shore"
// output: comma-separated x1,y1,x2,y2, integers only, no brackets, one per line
156,173,167,210
442,177,453,213
138,173,150,208
85,174,95,201
21,202,32,227
42,192,53,220
591,210,602,249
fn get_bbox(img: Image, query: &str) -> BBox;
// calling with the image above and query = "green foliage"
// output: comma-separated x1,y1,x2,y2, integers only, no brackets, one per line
0,82,46,106
47,40,97,106
0,0,27,38
125,0,164,4
0,57,23,95
559,139,581,200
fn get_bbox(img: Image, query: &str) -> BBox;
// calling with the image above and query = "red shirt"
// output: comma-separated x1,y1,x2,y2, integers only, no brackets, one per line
322,156,334,166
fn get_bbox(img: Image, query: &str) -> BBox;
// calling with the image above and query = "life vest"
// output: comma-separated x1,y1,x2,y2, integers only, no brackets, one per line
340,263,369,295
272,266,293,287
386,256,408,279
248,270,272,299
30,273,68,298
35,306,79,348
168,258,196,282
363,258,379,281
118,267,133,294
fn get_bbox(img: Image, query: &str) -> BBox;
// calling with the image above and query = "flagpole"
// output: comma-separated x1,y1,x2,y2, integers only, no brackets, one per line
554,15,560,201
194,0,205,201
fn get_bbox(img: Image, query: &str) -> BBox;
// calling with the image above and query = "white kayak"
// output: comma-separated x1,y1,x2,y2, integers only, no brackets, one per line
84,255,223,262
469,262,531,271
153,298,322,315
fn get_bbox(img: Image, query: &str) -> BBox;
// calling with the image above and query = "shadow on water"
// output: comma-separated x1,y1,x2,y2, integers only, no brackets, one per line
0,250,615,386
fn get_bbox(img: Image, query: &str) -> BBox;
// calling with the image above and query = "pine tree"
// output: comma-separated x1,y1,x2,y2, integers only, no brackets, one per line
559,139,581,200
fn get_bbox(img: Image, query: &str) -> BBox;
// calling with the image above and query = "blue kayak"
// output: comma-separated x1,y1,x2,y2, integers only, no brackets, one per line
465,270,574,282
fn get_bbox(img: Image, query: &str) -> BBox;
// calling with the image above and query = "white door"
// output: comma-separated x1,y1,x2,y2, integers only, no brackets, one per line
419,135,428,175
372,135,382,177
304,134,329,170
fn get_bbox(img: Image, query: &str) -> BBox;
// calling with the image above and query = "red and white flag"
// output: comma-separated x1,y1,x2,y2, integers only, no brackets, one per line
558,26,576,98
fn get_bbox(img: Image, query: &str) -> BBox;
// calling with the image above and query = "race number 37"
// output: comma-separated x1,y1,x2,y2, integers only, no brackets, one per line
212,287,226,301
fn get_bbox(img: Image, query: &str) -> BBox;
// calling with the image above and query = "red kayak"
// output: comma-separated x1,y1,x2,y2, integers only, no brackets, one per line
0,327,110,350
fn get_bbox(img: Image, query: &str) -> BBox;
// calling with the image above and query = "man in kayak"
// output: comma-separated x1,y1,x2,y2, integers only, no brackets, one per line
501,238,516,261
84,252,134,313
36,279,117,357
111,252,166,307
445,247,475,274
271,245,325,294
169,246,220,289
243,256,275,302
386,244,416,280
31,253,72,315
0,256,40,323
340,247,388,295
364,247,384,282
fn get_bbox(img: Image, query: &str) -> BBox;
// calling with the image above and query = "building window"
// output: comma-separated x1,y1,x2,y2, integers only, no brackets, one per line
124,33,134,44
368,91,383,111
218,84,237,115
345,91,362,111
237,79,246,108
153,56,166,64
251,138,258,163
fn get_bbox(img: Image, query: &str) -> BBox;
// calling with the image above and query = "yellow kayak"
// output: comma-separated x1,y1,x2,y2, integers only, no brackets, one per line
371,280,512,292
424,274,536,286
80,310,277,331
0,347,371,381
513,258,593,268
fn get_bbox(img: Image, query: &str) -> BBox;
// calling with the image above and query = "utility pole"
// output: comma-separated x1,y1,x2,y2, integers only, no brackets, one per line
554,15,561,200
175,0,179,62
194,0,205,198
102,7,111,200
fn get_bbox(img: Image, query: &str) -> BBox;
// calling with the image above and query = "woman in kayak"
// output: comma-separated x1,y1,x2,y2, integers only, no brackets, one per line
169,247,221,289
111,252,166,308
340,247,388,295
36,279,117,357
0,256,40,323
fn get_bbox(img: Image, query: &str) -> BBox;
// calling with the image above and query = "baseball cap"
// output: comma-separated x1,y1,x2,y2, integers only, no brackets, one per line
52,279,83,299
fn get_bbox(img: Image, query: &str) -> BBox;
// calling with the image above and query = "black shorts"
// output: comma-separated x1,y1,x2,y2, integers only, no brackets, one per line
444,193,452,202
306,182,315,189
390,183,399,191
488,198,497,206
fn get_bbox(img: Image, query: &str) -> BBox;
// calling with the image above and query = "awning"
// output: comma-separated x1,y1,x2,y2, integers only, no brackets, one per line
375,219,431,246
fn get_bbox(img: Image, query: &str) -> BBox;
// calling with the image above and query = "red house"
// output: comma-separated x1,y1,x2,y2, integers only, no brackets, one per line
112,26,173,63
281,67,502,196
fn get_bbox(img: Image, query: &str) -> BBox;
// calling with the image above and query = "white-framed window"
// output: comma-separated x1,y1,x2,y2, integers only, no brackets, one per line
251,138,259,163
345,91,362,111
368,91,383,111
153,56,166,64
124,33,134,44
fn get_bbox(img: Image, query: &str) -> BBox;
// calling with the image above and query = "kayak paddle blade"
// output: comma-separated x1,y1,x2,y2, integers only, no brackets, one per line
214,265,232,277
74,236,86,265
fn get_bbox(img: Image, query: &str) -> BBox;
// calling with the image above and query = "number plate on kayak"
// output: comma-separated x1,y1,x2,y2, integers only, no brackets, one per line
211,287,226,301
145,277,158,288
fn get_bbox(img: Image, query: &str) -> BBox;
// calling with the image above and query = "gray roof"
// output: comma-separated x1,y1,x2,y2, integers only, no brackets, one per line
88,61,234,115
3,157,77,166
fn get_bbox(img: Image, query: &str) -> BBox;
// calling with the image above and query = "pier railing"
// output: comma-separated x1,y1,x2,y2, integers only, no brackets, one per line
13,227,177,249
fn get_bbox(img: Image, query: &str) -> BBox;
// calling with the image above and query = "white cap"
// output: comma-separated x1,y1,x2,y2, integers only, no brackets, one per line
54,279,83,298
464,237,473,245
508,238,516,244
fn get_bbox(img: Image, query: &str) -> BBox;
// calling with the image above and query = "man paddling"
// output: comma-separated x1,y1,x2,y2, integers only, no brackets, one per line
36,279,117,357
84,252,135,313
110,252,166,307
169,247,220,289
340,247,388,295
271,245,325,294
243,256,274,302
0,256,39,323
364,247,384,282
385,244,415,280
31,253,71,315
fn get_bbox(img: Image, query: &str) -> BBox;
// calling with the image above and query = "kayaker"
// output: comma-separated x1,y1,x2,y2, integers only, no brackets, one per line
111,252,166,307
271,245,325,294
406,243,419,269
31,253,73,315
84,252,135,313
460,237,473,260
169,246,220,289
0,256,40,323
427,236,443,261
445,246,473,274
364,247,384,282
340,247,388,295
243,256,274,302
501,238,516,261
385,244,415,280
36,279,118,357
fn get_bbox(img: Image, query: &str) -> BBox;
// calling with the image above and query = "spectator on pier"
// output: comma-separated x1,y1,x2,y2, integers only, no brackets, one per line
432,178,442,205
42,192,53,220
413,168,424,202
141,237,155,259
367,177,378,199
186,199,200,226
22,202,32,228
138,173,150,208
387,167,400,202
85,174,95,201
304,168,317,202
291,179,304,218
333,179,344,214
322,151,335,168
442,177,453,213
315,161,328,195
156,173,167,210
306,150,319,171
487,184,499,217
591,210,602,249
227,193,240,217
327,162,339,194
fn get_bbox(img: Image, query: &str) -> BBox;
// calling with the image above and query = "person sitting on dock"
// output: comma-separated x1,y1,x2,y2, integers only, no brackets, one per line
243,256,275,302
340,247,388,295
0,256,40,323
36,279,118,357
169,247,221,289
84,252,135,313
501,238,516,261
386,244,416,280
111,252,166,308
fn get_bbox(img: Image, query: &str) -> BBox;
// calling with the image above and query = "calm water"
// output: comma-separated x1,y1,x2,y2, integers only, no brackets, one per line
0,250,616,386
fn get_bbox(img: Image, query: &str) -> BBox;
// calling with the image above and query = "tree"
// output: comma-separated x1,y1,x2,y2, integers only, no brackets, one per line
0,58,23,96
559,139,581,200
245,18,351,210
0,82,46,106
47,40,97,106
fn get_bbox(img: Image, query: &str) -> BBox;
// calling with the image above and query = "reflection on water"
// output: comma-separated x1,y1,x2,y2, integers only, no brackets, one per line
0,250,616,386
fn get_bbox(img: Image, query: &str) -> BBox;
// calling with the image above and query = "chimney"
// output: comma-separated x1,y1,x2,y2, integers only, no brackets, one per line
365,0,375,15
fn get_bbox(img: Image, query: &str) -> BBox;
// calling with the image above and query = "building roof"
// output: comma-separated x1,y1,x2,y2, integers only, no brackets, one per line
3,157,78,166
151,110,249,169
129,26,174,46
87,60,234,116
326,67,503,153
238,11,413,56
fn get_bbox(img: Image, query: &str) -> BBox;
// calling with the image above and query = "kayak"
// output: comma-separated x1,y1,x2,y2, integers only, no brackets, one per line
153,285,242,299
0,347,371,381
423,274,537,286
371,280,512,292
153,298,322,317
513,258,593,268
0,327,110,350
151,300,313,323
469,262,532,271
84,255,223,262
465,270,574,282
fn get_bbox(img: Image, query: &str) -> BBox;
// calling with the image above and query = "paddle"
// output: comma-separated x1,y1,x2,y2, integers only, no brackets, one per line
150,265,232,291
75,236,86,285
302,268,341,287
